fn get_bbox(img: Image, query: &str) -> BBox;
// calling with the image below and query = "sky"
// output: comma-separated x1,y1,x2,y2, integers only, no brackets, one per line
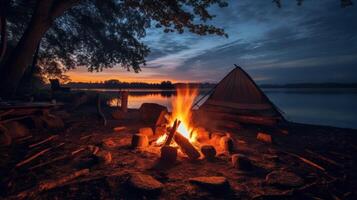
66,0,357,84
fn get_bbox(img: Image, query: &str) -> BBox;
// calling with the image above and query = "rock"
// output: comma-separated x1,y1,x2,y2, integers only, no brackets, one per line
128,173,163,193
189,176,229,190
102,138,120,149
113,126,126,132
112,110,126,120
94,150,112,165
155,126,166,136
220,136,234,153
155,110,169,126
139,103,168,124
131,134,149,149
201,145,216,160
231,154,252,171
257,132,273,144
3,121,29,139
196,129,210,142
160,146,177,163
42,114,64,129
210,132,225,146
266,170,304,188
139,127,154,137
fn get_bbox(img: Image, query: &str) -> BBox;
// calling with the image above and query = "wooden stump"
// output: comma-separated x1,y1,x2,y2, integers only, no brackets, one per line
231,154,252,171
139,127,154,137
131,134,149,149
220,136,234,153
201,145,216,160
160,146,177,163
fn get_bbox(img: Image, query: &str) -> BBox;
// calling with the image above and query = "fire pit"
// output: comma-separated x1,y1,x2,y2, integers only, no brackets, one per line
132,86,234,162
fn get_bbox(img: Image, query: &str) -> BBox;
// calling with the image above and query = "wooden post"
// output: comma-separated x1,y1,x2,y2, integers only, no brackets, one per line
121,91,128,112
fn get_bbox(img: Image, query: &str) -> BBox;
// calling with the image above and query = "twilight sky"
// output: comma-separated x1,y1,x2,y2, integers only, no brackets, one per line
66,0,357,84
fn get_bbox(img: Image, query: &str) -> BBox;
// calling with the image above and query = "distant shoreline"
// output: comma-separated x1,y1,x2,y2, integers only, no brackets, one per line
65,82,357,90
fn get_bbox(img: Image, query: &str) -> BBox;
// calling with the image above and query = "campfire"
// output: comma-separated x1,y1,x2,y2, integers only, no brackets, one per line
134,86,234,162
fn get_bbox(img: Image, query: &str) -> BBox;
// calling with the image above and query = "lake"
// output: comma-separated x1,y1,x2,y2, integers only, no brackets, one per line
79,88,357,129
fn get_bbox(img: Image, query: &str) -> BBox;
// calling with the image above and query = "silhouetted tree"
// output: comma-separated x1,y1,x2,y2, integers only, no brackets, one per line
0,0,228,98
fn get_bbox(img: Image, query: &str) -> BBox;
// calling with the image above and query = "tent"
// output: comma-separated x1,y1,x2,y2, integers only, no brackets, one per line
196,65,285,127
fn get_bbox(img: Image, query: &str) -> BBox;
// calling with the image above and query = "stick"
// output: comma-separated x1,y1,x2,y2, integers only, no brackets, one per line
305,149,343,168
283,151,325,171
28,135,58,148
29,147,85,170
16,148,52,168
0,109,14,117
164,119,180,146
15,169,89,199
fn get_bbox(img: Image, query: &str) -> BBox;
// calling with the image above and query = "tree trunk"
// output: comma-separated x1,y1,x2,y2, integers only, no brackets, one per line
0,15,51,98
0,0,9,62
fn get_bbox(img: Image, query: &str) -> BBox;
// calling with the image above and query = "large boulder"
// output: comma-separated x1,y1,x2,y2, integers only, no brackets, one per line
139,103,168,124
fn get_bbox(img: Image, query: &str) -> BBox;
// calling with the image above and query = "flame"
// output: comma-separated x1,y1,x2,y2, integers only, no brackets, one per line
154,85,198,146
169,86,198,143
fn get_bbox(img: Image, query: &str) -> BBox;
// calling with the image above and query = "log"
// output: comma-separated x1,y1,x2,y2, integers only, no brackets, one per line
131,134,149,148
29,135,58,148
164,119,180,146
283,151,325,171
15,169,89,199
29,147,85,170
174,132,200,160
16,148,52,168
305,149,343,168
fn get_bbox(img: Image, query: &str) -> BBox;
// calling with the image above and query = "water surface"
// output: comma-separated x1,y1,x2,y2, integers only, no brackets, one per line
80,88,357,129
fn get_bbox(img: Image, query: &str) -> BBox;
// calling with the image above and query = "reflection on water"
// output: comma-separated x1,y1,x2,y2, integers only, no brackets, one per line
101,88,357,129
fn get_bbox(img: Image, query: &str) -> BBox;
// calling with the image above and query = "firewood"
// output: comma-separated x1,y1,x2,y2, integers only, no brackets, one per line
16,148,52,168
164,119,180,146
174,132,200,160
14,169,89,199
131,134,149,148
28,135,58,148
283,151,325,171
29,147,85,170
305,149,343,168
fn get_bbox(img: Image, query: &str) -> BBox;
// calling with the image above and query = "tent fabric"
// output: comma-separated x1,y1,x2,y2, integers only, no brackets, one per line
199,66,284,125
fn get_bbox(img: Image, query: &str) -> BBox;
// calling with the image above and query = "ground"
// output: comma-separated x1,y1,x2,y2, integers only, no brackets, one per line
0,104,356,200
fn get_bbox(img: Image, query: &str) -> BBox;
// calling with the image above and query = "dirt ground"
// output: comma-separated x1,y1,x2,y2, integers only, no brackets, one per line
1,105,356,200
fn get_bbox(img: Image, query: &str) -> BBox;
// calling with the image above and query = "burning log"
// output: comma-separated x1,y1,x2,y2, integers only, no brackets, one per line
174,132,200,160
219,136,234,153
164,119,180,146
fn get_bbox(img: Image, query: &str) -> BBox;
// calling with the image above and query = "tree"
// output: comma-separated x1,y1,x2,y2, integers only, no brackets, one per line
0,0,228,98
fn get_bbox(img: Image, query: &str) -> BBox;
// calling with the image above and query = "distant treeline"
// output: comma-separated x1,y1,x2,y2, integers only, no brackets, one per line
65,79,357,89
65,79,216,89
260,83,357,89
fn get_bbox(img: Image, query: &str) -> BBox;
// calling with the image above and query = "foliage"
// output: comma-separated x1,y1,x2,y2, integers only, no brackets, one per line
4,0,228,74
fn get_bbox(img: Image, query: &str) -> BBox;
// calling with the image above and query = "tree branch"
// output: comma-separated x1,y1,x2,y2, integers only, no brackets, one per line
50,0,82,20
